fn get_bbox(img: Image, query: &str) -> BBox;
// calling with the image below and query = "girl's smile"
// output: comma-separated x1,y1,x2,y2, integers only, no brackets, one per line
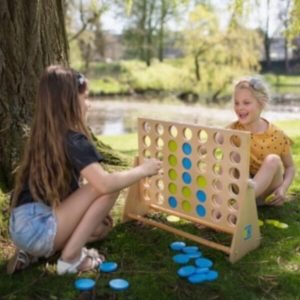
234,88,263,130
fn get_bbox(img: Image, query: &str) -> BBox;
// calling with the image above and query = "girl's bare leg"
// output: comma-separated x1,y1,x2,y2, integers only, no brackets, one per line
53,184,119,262
252,154,283,198
87,215,114,243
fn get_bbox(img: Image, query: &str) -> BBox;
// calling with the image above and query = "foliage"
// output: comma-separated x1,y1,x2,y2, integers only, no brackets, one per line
121,60,193,93
182,3,261,99
85,60,300,104
66,0,109,72
284,0,300,42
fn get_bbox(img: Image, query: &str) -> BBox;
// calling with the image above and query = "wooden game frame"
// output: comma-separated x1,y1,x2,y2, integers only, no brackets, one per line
123,118,261,263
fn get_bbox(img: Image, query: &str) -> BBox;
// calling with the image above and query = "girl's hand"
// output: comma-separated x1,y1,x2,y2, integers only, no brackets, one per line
271,185,287,206
141,158,162,177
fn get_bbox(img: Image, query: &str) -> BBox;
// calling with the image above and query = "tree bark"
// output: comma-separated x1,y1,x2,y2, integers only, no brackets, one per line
0,0,69,188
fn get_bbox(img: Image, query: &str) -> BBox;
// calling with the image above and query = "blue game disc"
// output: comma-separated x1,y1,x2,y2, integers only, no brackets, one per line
109,278,129,291
177,265,197,278
195,258,213,268
205,270,219,281
186,251,202,259
182,246,199,254
196,267,209,274
188,273,206,284
74,278,96,291
99,261,118,273
170,241,186,251
172,254,190,264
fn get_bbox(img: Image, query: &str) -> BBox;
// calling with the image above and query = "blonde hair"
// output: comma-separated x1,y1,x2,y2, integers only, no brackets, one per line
234,77,271,107
11,65,91,209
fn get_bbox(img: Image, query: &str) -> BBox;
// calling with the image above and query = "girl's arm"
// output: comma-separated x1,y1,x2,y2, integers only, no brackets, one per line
280,150,296,194
272,150,295,205
81,158,162,195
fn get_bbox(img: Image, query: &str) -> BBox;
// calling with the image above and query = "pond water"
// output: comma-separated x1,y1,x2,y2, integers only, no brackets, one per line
87,99,300,136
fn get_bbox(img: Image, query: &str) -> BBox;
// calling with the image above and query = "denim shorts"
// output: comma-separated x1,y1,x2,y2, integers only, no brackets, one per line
9,202,57,258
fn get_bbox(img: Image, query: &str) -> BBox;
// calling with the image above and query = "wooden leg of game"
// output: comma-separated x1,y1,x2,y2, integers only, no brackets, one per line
229,185,261,263
122,156,151,222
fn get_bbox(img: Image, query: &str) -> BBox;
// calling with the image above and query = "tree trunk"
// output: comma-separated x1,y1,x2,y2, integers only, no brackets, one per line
264,0,272,71
284,37,290,73
0,0,69,188
194,54,201,81
0,1,127,189
264,33,272,71
158,0,166,62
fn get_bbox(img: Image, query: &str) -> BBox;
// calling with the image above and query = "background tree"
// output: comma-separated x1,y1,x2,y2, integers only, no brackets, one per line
183,4,221,82
120,0,183,65
182,3,261,102
66,0,108,72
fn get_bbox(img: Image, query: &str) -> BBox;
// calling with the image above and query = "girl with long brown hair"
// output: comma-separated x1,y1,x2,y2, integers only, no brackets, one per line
8,65,162,274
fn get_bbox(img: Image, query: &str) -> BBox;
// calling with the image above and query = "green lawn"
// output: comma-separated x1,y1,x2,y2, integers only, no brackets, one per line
0,120,299,300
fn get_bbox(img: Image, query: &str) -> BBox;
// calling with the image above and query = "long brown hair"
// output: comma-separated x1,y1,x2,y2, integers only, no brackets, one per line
11,65,91,208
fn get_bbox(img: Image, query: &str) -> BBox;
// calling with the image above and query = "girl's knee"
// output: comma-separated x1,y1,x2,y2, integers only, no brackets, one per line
263,154,281,169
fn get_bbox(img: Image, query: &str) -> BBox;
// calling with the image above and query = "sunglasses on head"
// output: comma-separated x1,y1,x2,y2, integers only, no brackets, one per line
249,78,264,91
76,73,85,86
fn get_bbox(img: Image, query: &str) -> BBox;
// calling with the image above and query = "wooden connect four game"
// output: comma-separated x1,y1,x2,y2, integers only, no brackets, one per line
123,118,261,263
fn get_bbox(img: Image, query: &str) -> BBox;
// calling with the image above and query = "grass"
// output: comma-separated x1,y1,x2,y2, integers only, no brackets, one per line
0,120,299,299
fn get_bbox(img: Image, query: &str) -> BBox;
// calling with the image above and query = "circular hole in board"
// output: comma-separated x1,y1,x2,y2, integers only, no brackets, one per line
213,132,224,145
230,135,241,147
198,130,208,143
227,214,237,226
211,209,222,222
156,123,164,135
230,151,241,163
143,121,151,133
212,194,223,206
183,128,193,140
169,125,178,138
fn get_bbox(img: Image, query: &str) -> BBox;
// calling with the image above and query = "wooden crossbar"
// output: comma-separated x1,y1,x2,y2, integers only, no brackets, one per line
127,213,231,254
149,204,234,235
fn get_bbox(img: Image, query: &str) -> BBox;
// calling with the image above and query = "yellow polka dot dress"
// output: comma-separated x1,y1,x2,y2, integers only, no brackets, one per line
229,119,293,176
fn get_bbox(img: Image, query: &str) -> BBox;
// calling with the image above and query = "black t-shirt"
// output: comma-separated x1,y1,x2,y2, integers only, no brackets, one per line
16,131,104,207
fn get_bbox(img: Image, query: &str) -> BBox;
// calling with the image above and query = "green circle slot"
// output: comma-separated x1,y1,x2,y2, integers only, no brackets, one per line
168,169,177,181
168,140,178,152
182,200,192,212
168,183,177,194
182,186,192,198
197,175,207,188
168,155,177,167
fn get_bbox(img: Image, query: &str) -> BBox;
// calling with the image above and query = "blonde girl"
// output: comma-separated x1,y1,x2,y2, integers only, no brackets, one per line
8,65,162,275
228,77,295,206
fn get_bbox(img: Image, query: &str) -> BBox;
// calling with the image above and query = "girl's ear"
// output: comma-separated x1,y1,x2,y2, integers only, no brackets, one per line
259,100,266,111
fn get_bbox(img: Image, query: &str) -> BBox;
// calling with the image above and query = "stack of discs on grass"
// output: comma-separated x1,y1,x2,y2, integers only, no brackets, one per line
170,241,219,284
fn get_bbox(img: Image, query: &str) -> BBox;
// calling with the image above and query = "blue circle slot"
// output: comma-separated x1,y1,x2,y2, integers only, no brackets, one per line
182,158,192,170
182,172,192,184
182,143,192,155
196,190,206,202
196,205,206,217
168,196,177,208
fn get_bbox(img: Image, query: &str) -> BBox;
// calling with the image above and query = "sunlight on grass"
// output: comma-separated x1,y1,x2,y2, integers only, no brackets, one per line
99,133,138,154
274,119,300,138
